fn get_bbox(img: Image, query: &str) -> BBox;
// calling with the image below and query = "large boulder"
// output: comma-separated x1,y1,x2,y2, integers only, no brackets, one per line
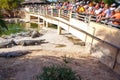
0,39,17,48
0,50,31,58
31,30,40,38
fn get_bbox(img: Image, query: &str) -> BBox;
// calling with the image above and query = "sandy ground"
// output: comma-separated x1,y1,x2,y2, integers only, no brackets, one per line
0,27,120,80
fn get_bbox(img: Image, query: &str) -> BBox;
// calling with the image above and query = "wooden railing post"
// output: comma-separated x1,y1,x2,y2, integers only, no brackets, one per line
88,15,91,26
33,7,35,13
46,7,47,15
84,14,87,23
51,8,53,16
40,6,42,15
69,11,72,21
58,9,60,18
37,8,39,14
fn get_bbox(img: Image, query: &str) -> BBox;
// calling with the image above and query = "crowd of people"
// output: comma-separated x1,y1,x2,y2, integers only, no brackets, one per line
24,1,120,27
49,1,120,27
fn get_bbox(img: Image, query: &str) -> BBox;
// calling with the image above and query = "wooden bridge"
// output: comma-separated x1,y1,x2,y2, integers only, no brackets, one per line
23,7,120,75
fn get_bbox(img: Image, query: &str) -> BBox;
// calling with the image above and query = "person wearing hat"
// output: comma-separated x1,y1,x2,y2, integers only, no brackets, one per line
110,3,116,11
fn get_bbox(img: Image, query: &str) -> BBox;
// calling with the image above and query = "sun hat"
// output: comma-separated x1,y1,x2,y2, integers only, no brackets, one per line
111,3,116,7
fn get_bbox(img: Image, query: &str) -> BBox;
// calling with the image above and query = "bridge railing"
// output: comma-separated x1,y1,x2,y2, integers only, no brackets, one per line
24,6,120,70
71,12,91,24
28,7,72,21
28,7,91,26
26,6,120,29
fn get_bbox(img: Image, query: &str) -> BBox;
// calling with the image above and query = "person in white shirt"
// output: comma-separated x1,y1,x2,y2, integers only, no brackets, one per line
96,4,111,22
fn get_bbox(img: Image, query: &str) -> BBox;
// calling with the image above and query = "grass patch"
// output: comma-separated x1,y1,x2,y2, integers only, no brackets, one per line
30,23,38,28
2,23,26,35
48,23,57,29
36,65,80,80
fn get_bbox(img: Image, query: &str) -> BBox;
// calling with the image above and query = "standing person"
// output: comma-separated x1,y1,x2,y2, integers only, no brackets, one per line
96,4,112,22
94,3,103,15
76,3,85,13
62,2,69,14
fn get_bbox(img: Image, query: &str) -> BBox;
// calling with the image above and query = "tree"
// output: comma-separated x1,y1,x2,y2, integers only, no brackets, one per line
103,0,115,5
0,0,24,17
92,0,115,5
92,0,102,3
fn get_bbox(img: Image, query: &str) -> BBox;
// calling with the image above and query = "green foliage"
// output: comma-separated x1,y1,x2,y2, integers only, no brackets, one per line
61,55,71,64
92,0,102,3
1,23,26,35
92,0,115,5
48,23,57,29
30,23,38,28
0,0,23,17
0,0,23,10
37,65,78,80
0,19,8,35
103,0,115,5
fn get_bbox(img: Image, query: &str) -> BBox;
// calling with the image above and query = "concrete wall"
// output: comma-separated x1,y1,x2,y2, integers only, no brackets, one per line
88,22,120,74
69,19,120,74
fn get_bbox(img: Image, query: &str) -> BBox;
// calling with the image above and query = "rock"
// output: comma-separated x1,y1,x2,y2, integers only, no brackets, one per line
0,37,5,43
16,31,32,37
1,30,41,40
0,39,17,48
9,19,15,24
0,50,31,58
21,32,29,37
17,39,45,46
10,34,16,38
16,33,23,36
31,30,40,38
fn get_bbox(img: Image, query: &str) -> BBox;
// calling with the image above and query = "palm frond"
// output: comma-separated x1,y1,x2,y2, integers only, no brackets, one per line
0,19,8,30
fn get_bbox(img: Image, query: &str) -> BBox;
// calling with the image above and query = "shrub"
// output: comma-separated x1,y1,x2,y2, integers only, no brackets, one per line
37,65,79,80
61,55,71,64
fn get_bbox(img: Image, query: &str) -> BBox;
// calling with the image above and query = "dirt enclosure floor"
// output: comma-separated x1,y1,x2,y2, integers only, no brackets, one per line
0,50,120,80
